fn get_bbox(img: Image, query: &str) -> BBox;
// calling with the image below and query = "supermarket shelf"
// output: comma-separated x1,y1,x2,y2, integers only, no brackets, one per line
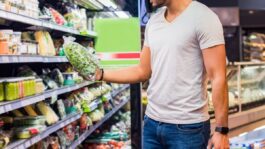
0,9,97,38
75,0,104,10
211,105,265,131
111,84,130,97
0,81,93,115
0,55,68,64
68,97,130,149
6,113,82,149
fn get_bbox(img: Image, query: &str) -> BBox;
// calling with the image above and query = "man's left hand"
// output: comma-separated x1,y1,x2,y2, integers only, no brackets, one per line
207,132,230,149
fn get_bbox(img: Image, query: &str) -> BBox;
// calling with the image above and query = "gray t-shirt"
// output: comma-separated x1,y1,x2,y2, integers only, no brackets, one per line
144,1,225,124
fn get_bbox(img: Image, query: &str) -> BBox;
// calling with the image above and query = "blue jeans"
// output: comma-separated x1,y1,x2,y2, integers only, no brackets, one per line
143,116,211,149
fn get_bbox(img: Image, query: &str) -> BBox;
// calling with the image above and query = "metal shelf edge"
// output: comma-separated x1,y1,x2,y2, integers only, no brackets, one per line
0,81,94,114
0,9,97,38
0,56,68,64
68,97,130,149
6,113,82,149
111,84,130,98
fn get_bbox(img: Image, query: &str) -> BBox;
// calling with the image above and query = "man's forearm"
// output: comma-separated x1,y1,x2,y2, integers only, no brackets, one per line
99,66,150,84
212,77,229,127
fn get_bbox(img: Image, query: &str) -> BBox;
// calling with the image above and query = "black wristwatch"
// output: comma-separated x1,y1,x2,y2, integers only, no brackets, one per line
215,127,229,135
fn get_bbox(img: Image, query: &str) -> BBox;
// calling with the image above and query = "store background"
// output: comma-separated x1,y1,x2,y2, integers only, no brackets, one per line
0,0,264,148
140,0,265,148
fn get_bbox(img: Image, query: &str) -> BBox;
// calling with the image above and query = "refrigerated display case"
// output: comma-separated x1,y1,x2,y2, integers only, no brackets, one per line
209,62,265,130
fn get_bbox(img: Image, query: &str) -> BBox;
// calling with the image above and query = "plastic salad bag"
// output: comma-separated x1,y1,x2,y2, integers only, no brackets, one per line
63,36,100,80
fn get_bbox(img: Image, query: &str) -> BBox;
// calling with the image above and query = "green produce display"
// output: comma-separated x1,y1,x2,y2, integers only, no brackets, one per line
63,36,100,80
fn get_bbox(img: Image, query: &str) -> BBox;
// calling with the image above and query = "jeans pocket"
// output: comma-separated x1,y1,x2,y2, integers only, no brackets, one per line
143,115,149,126
176,122,204,132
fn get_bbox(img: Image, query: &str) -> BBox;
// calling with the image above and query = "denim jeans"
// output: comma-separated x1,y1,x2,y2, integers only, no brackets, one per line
143,115,211,149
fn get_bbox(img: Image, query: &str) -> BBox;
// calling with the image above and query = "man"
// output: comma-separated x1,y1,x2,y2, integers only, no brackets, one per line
95,0,229,148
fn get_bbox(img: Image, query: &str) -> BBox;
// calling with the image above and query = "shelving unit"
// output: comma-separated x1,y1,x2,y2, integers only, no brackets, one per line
0,9,97,37
0,81,93,114
0,55,68,64
68,96,130,149
6,113,82,149
4,85,130,149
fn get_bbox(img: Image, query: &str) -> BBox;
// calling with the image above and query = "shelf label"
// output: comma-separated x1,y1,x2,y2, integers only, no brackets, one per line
25,141,31,147
11,56,18,62
17,144,25,149
60,122,65,127
34,135,41,143
1,56,9,63
4,104,12,112
44,57,48,62
0,107,5,114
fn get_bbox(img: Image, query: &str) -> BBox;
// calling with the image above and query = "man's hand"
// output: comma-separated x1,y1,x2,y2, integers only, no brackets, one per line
207,132,230,149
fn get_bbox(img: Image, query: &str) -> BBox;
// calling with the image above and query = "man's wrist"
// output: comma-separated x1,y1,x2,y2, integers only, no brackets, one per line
215,126,229,135
95,68,103,81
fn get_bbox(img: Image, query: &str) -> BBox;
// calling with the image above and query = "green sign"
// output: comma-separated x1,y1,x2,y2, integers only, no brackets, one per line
95,18,141,69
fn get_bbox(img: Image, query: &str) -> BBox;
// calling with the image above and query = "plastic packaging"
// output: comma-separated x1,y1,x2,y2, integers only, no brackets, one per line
62,72,75,86
35,79,45,94
56,100,66,119
36,101,59,125
63,36,100,80
4,78,23,101
35,31,56,56
15,125,46,139
14,116,46,126
0,38,9,55
23,77,36,97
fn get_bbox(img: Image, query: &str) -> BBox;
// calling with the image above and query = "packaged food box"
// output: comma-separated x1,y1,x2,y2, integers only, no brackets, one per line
15,125,46,139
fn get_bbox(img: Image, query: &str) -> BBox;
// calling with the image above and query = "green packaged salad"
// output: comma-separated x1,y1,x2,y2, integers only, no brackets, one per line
63,36,100,80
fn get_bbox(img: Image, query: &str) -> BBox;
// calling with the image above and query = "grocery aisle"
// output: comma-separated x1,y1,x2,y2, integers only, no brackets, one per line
0,0,141,149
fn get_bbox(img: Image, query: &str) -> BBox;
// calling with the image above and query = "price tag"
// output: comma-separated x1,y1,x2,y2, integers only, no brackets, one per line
4,104,12,112
18,144,24,149
56,57,61,62
25,141,31,147
0,107,5,114
44,57,48,62
34,135,41,142
67,87,71,92
60,123,64,127
1,56,9,63
21,100,29,106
